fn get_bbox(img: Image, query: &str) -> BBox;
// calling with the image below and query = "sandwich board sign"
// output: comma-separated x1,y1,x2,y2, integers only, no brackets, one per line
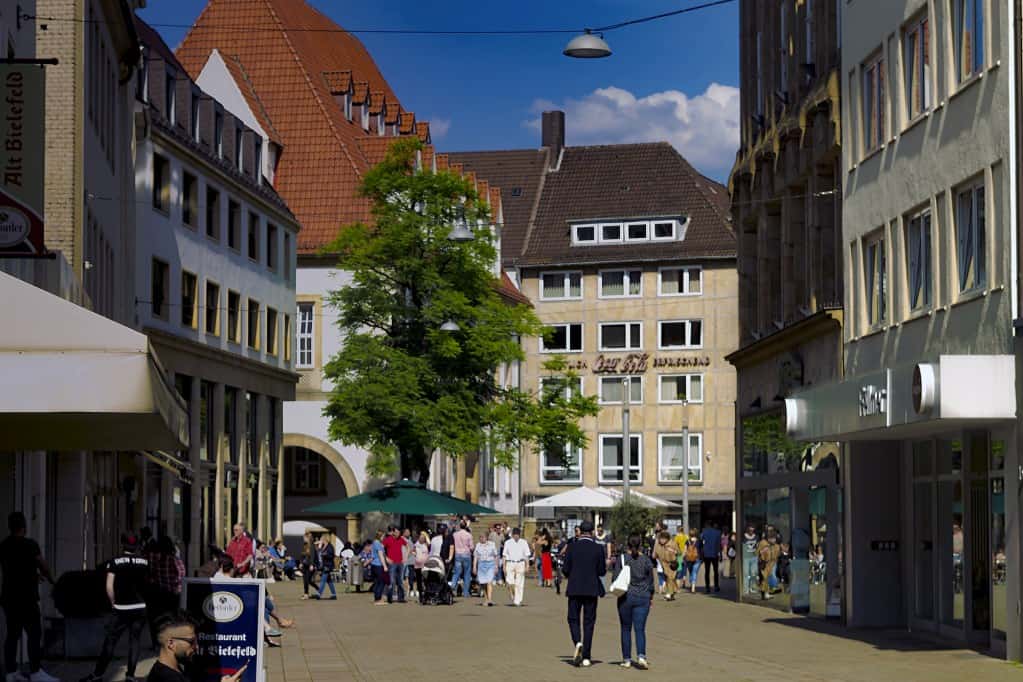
182,578,265,682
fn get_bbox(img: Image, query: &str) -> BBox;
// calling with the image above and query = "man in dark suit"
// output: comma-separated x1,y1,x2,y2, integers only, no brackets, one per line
561,520,606,667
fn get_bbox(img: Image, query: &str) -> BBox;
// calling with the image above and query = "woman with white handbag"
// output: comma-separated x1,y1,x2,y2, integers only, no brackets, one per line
611,536,655,670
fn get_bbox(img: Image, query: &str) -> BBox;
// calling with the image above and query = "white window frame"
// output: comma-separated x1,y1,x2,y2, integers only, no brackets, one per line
657,266,703,296
657,374,704,404
539,323,584,353
572,224,596,244
598,376,643,405
626,221,648,241
599,433,642,485
598,269,643,299
952,0,984,85
651,221,677,240
598,321,643,352
657,319,703,350
905,209,932,311
296,302,314,368
540,442,583,484
658,432,703,484
861,52,886,155
539,376,584,399
903,12,931,121
599,223,623,243
539,270,583,301
955,180,986,293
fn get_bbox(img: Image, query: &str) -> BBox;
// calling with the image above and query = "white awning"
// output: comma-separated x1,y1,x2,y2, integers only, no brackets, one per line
526,486,680,510
282,520,329,536
0,270,189,451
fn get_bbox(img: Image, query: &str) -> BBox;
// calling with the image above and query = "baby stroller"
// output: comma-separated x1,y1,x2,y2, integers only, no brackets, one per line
420,557,455,605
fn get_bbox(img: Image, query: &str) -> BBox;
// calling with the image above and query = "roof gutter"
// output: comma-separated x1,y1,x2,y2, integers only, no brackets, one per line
517,253,736,269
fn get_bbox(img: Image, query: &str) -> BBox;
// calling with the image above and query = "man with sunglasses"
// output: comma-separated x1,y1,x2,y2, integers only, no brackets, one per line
148,611,248,682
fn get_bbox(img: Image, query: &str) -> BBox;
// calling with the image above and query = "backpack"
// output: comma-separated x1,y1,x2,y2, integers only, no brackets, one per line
684,539,700,563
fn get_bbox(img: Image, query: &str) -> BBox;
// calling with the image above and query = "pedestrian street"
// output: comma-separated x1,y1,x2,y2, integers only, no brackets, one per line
257,577,1018,682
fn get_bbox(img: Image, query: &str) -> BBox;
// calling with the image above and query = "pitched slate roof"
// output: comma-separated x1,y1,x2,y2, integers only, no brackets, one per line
519,142,735,267
446,149,550,267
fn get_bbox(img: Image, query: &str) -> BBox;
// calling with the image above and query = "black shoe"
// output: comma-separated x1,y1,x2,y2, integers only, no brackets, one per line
310,594,321,600
328,595,337,600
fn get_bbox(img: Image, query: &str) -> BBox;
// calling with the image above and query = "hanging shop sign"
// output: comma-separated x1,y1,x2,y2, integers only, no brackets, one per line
0,63,45,256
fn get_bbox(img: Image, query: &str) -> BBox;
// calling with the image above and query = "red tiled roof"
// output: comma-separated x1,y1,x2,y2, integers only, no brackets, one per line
220,53,282,146
495,271,532,306
416,121,431,143
322,70,351,94
176,0,401,253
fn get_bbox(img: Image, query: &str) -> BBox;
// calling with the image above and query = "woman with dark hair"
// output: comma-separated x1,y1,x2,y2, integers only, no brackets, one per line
616,535,654,670
539,528,554,588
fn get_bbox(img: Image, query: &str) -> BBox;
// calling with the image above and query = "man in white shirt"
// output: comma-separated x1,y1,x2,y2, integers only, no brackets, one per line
501,527,532,606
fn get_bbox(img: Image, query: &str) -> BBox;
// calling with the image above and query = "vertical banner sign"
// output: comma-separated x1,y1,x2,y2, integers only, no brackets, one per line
183,578,265,682
0,63,45,256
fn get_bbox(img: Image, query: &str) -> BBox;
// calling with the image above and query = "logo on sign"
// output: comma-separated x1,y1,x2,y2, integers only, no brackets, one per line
202,592,244,623
858,385,887,417
0,207,29,248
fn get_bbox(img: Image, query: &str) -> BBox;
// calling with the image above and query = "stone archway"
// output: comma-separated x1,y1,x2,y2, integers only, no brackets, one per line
282,433,361,496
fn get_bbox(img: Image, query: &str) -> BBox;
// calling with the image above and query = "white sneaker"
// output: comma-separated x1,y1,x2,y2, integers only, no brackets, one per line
581,660,592,667
635,658,649,670
572,642,583,667
30,671,60,682
620,660,632,669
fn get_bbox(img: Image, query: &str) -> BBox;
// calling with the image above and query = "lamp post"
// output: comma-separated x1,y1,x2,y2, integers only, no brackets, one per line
622,376,631,503
681,398,690,535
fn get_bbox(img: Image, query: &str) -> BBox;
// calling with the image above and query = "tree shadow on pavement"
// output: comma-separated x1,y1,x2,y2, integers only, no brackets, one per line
762,616,993,656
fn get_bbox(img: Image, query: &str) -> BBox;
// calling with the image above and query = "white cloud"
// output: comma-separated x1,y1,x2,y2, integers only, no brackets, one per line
525,83,740,179
429,117,451,140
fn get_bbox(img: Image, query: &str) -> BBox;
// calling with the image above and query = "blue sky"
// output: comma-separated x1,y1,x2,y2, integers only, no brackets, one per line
139,0,739,180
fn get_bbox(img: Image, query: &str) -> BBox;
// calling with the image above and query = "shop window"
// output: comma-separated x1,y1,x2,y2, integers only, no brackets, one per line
599,434,641,484
599,322,642,351
540,271,582,300
658,374,703,403
540,442,582,484
658,433,702,483
540,323,583,353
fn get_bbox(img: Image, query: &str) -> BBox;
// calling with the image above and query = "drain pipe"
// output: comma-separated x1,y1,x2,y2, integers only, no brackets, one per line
1012,0,1021,327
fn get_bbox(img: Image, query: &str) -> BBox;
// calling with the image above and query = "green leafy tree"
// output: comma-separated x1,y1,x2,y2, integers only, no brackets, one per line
323,138,598,483
607,500,659,544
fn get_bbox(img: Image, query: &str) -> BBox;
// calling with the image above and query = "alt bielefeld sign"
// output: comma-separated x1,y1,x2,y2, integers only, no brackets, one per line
182,578,265,682
0,63,45,256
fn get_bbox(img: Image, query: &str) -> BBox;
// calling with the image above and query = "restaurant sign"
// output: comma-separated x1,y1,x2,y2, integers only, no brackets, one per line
0,64,45,256
563,354,712,374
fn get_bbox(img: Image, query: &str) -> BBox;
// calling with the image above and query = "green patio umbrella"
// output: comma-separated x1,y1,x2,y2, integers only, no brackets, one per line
303,479,499,516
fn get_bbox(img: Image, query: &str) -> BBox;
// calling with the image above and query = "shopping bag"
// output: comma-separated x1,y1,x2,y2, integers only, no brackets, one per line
610,564,631,596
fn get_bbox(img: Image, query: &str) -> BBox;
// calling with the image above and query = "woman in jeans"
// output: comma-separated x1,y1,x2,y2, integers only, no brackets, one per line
683,528,702,593
616,535,654,670
370,530,388,605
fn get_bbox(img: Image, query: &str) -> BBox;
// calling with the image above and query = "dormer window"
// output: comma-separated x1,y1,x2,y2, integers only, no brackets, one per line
377,114,385,136
570,218,683,247
254,138,263,185
234,124,243,171
344,92,352,121
361,103,369,130
214,111,224,158
190,91,200,142
165,68,176,125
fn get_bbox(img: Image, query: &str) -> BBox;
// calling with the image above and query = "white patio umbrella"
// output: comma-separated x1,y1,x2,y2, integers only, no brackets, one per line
282,520,329,536
525,486,616,509
596,487,681,509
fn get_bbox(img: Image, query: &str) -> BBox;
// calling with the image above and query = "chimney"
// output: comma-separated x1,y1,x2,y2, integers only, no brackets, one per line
541,110,565,169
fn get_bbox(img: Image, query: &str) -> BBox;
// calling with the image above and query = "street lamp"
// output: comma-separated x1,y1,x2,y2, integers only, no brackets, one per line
446,206,474,242
563,29,612,58
622,376,631,503
440,320,460,332
681,398,690,535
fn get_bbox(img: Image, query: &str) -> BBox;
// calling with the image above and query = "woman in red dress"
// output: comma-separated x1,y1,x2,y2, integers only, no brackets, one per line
540,528,554,586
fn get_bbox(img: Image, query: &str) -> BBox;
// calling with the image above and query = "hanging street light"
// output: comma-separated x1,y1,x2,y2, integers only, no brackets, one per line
563,29,612,59
440,320,461,332
446,206,474,242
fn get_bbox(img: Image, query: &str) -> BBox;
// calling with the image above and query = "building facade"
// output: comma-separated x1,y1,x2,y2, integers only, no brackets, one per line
458,114,738,531
785,0,1022,661
175,0,518,535
133,20,299,565
727,0,845,618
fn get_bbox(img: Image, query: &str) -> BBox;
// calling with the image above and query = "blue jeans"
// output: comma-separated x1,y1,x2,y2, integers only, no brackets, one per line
388,563,406,602
685,560,701,586
317,568,336,597
617,593,650,660
450,555,472,597
743,555,759,594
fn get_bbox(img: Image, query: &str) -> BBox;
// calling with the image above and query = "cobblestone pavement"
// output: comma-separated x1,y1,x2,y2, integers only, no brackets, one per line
261,576,1020,682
